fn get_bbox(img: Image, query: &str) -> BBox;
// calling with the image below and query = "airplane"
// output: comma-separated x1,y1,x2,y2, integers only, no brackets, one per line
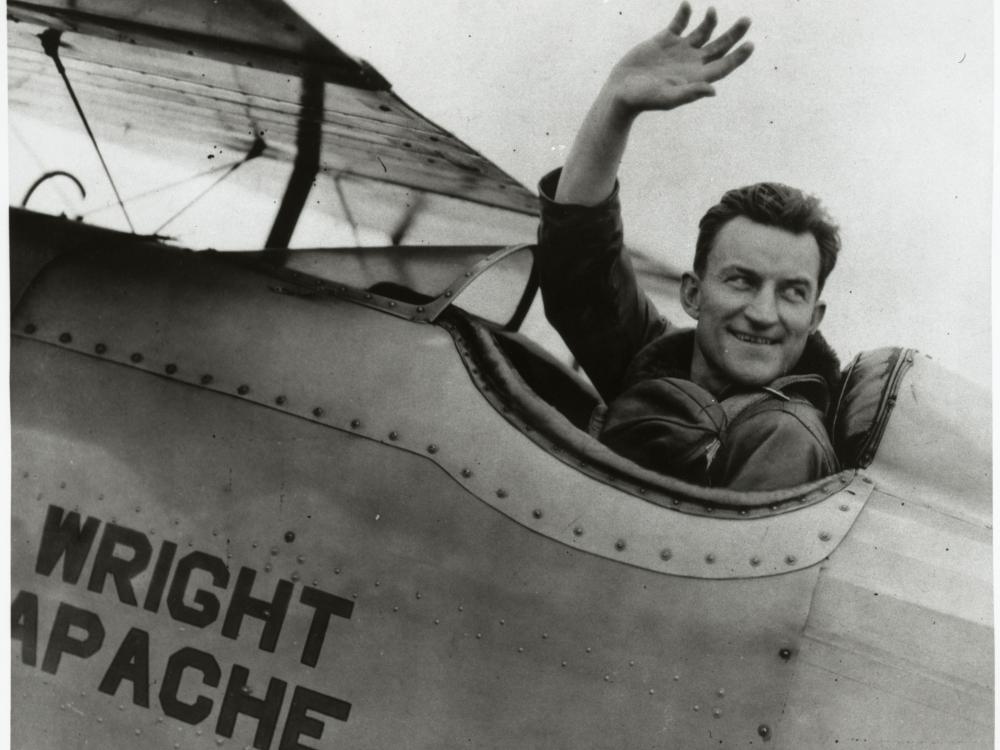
8,0,993,748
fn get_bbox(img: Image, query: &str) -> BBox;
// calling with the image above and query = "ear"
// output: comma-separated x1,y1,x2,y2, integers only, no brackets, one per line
809,299,827,333
680,272,702,321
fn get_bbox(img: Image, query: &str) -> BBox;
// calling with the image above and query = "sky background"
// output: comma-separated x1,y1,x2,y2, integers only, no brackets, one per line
291,0,993,388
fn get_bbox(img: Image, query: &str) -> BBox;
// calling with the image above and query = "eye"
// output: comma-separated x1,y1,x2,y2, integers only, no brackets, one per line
725,274,752,290
782,285,809,302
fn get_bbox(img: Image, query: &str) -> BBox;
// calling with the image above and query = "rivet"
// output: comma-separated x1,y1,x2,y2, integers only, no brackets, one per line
350,419,362,428
264,563,271,572
705,553,715,564
334,568,341,574
585,647,592,653
130,352,143,363
518,647,524,653
614,539,626,551
672,499,680,505
499,619,505,625
739,509,749,516
364,293,373,300
416,306,425,313
237,384,250,395
476,633,482,639
444,291,453,298
603,674,610,682
95,343,107,354
59,332,72,343
496,489,508,498
769,504,779,511
313,407,324,418
819,531,831,542
839,504,849,512
785,555,797,565
97,717,103,723
135,729,142,736
660,549,672,561
416,592,422,599
374,580,380,587
393,606,399,612
629,660,635,666
779,648,792,661
434,619,440,625
389,431,399,440
290,571,300,581
271,546,279,555
532,509,543,519
561,661,567,667
165,363,178,374
712,708,722,718
649,689,655,695
427,444,439,453
758,724,771,740
24,324,37,334
461,468,473,477
717,688,725,697
458,605,463,611
541,633,548,639
750,556,761,567
201,374,213,385
296,554,304,563
275,396,287,405
706,506,715,513
673,675,680,681
862,476,873,484
693,705,700,712
387,301,396,308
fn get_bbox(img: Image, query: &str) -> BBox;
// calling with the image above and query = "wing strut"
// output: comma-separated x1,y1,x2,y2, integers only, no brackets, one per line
265,67,323,254
39,28,135,233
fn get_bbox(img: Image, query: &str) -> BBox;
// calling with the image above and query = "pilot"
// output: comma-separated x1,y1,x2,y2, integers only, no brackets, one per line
535,3,841,490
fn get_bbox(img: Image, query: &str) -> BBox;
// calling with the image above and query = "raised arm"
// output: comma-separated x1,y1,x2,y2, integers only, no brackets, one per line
555,3,754,205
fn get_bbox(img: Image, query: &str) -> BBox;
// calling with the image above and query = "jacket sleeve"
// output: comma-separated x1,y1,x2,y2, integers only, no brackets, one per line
534,168,670,403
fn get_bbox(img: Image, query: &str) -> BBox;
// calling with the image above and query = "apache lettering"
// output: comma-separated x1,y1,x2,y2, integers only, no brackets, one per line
13,594,351,748
34,504,353,666
15,504,356,744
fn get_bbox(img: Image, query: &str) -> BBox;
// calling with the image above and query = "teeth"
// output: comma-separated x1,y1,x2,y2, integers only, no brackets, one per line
734,333,775,345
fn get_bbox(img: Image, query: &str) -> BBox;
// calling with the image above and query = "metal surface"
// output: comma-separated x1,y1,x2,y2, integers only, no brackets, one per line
13,239,871,579
10,215,993,747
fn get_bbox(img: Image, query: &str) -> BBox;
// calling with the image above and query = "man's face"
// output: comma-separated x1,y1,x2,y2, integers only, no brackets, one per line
681,216,826,395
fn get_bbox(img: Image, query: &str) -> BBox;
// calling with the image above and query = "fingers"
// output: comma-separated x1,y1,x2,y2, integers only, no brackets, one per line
703,41,754,83
700,16,752,62
664,2,692,37
685,7,718,48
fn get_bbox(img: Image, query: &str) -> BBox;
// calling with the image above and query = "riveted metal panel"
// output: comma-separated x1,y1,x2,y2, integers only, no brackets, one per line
14,341,823,749
773,487,993,749
13,242,872,580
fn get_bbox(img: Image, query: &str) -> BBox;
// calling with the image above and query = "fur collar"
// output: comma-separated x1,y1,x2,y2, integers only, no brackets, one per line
622,327,842,404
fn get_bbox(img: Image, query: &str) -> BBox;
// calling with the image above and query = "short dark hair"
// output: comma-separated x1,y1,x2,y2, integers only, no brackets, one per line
694,182,840,292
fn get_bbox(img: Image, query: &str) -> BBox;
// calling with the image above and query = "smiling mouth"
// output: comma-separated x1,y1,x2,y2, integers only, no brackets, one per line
731,332,779,345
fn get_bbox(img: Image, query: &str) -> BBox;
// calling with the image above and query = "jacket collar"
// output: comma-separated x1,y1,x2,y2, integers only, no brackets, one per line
622,327,842,408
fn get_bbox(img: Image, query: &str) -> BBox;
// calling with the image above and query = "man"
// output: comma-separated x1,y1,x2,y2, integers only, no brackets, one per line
535,3,841,490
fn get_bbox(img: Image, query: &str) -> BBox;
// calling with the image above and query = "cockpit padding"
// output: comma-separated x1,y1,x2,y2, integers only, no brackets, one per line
452,313,914,508
831,347,914,468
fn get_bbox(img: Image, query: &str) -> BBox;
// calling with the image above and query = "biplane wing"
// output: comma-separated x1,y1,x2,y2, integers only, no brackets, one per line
7,0,538,248
8,2,993,749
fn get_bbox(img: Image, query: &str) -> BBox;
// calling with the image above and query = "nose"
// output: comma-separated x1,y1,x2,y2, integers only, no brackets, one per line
743,288,779,328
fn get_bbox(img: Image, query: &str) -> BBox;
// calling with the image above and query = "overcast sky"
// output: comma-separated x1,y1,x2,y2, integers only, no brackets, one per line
293,0,993,387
